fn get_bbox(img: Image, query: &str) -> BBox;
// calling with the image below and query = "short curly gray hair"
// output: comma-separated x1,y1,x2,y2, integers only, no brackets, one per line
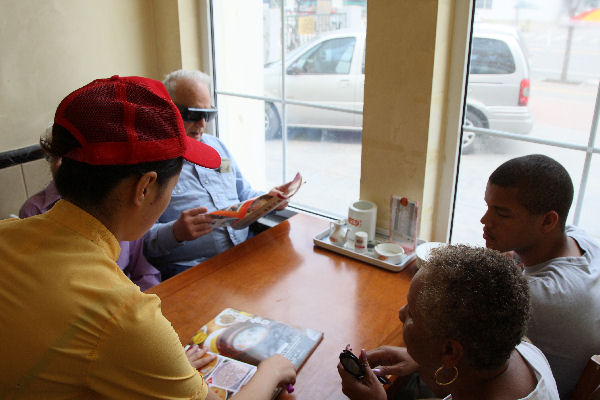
417,245,530,370
162,69,211,99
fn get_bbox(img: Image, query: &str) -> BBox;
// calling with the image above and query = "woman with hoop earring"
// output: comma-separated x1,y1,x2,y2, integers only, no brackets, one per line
338,245,559,400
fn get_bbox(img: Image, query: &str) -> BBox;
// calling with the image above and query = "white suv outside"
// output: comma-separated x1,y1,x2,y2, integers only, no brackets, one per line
263,23,533,151
464,23,533,150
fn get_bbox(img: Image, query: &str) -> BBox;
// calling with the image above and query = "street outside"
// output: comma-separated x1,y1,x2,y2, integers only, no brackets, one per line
455,24,600,244
265,23,600,243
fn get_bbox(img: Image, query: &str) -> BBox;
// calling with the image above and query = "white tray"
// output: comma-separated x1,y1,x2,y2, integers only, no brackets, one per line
313,227,418,272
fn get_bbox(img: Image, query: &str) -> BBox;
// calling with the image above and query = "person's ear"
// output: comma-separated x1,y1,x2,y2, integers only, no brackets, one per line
440,339,463,367
431,339,463,389
539,210,560,233
133,171,158,206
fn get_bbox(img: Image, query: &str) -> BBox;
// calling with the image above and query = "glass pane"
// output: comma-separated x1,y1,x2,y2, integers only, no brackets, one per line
212,0,367,217
463,22,534,153
452,0,600,244
452,138,589,246
578,154,600,242
470,37,516,74
287,37,356,74
214,95,271,190
278,18,364,132
266,108,362,217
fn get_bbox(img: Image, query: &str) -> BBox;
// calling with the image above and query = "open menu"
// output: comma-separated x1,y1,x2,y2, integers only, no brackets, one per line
190,308,323,369
191,308,323,398
198,354,257,398
206,172,302,230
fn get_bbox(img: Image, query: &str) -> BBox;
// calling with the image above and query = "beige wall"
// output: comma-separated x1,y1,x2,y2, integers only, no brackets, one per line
0,0,201,217
361,0,469,241
1,0,162,152
361,1,438,238
0,0,470,241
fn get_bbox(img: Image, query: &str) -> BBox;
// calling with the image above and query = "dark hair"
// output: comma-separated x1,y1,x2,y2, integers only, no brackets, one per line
41,124,183,208
489,154,573,230
417,245,530,370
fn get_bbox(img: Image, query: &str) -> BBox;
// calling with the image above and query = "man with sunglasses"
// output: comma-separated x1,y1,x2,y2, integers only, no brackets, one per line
144,70,289,280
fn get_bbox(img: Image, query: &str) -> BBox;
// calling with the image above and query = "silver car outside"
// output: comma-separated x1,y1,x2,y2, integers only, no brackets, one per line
264,25,533,151
464,23,533,150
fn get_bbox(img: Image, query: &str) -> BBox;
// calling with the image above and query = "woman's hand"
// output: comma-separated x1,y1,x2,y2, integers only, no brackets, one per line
338,349,387,400
231,354,296,400
256,354,296,388
185,344,217,369
367,346,419,377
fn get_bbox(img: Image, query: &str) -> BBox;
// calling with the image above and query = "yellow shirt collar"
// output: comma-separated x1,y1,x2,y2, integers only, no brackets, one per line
45,199,121,262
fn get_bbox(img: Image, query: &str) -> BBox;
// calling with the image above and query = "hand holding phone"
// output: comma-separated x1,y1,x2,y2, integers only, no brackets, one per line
339,346,390,384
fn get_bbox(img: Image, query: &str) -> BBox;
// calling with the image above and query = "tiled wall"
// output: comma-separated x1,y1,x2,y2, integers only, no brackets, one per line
0,159,51,218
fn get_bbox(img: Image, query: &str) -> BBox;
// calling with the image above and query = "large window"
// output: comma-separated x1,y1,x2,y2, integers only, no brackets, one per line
470,37,516,74
209,0,367,218
451,0,600,244
288,37,356,74
476,0,493,9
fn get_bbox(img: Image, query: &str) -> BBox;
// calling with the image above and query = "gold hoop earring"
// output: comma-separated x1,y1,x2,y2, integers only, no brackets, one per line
434,365,458,386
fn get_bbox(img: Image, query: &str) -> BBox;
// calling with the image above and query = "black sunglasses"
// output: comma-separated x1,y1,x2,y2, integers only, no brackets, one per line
176,105,218,123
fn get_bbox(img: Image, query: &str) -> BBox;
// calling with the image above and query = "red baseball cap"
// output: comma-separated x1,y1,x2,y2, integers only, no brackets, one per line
53,75,221,169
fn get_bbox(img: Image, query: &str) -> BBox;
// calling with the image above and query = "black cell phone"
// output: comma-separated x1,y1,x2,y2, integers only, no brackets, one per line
340,349,365,379
339,349,390,384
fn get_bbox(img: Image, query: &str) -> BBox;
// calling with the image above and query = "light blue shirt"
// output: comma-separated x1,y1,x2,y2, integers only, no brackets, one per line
144,134,263,274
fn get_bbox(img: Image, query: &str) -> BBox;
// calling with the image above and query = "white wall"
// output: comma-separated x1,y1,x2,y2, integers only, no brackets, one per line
212,0,267,189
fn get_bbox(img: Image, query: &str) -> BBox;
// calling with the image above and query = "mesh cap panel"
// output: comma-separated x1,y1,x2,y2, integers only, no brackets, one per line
126,81,180,142
63,83,129,144
53,75,220,168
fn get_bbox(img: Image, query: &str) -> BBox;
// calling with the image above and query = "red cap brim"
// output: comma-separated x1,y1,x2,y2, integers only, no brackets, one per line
183,135,221,169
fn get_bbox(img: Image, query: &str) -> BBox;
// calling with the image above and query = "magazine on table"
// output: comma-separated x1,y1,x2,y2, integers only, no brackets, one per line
206,172,303,230
190,307,323,399
197,352,257,399
190,308,323,369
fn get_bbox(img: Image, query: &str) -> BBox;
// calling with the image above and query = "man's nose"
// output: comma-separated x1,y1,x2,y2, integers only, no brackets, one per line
480,210,489,225
194,118,207,129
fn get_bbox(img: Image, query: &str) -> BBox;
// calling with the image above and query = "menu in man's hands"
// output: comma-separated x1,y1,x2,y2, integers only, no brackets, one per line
190,308,323,370
206,172,302,230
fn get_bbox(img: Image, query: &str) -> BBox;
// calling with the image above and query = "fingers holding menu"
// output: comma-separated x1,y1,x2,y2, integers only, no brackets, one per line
173,207,214,242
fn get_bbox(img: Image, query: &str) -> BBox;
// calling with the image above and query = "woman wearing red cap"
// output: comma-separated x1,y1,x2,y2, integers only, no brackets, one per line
0,76,295,399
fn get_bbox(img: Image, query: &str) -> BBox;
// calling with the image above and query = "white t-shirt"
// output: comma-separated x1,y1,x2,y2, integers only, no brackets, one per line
442,341,559,400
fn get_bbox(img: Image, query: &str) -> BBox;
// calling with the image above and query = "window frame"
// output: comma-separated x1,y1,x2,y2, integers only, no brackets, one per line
204,0,364,200
449,1,600,242
198,0,599,243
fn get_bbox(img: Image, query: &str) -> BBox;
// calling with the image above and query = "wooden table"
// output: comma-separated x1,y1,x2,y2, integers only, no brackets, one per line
146,212,417,400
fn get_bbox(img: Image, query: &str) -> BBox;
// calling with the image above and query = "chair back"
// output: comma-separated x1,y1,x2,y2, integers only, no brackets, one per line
570,355,600,400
